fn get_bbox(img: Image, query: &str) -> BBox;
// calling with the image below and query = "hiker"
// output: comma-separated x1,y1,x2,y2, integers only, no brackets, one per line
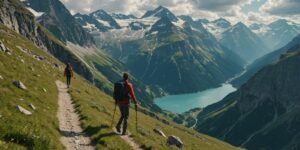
113,73,138,135
64,63,73,88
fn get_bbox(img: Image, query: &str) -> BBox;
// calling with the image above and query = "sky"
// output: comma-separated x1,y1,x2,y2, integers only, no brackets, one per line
60,0,300,24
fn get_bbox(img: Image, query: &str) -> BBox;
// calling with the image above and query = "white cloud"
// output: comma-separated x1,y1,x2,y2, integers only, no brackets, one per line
192,0,251,12
59,0,299,24
261,0,300,16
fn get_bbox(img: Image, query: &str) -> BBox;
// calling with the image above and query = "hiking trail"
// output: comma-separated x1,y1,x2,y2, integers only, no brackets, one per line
113,128,143,150
56,80,94,150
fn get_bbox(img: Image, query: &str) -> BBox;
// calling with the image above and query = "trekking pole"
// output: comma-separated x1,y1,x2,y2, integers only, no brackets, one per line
135,104,138,132
111,103,117,128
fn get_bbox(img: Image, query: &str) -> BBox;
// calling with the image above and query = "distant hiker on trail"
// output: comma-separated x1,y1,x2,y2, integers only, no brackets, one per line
113,73,138,135
64,63,73,88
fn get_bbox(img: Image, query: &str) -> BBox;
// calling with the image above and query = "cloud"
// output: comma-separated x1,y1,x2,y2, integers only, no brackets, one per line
61,0,132,14
192,0,251,12
59,0,299,24
261,0,300,16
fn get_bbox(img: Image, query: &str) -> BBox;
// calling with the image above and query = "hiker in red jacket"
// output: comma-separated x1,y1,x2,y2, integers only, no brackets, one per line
115,73,138,135
64,63,73,88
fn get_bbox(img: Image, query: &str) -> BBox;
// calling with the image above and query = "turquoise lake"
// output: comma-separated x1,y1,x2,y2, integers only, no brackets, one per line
154,84,237,113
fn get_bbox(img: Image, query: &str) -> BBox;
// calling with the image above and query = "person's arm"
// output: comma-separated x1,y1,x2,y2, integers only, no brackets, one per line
127,83,137,104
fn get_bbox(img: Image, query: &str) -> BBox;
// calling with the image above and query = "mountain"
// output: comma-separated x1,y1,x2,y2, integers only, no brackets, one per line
251,19,300,50
90,9,121,29
231,34,300,87
74,10,123,33
103,16,245,94
212,18,231,29
111,13,137,19
202,18,232,40
141,6,178,21
220,22,269,63
23,0,94,46
74,13,111,32
194,36,300,150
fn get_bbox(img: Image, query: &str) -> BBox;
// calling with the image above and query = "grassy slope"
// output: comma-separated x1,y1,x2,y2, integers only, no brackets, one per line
0,25,63,149
0,25,241,150
70,75,242,150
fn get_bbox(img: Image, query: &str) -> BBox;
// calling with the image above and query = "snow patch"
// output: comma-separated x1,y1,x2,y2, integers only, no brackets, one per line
26,7,44,18
203,23,228,40
173,19,185,29
83,23,99,32
96,19,110,27
115,17,158,28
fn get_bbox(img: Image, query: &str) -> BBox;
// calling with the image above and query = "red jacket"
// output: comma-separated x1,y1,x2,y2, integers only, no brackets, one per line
118,79,137,105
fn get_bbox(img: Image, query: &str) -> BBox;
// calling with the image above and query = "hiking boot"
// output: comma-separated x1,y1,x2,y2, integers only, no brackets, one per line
116,126,121,133
121,131,127,135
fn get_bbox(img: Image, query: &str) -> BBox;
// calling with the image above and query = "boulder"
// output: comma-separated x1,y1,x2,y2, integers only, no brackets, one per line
0,75,3,80
17,105,32,115
153,128,166,137
13,80,27,89
29,103,36,110
167,135,183,148
43,88,47,92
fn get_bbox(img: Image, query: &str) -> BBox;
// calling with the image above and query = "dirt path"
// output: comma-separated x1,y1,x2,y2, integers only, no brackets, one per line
56,80,94,150
113,128,143,150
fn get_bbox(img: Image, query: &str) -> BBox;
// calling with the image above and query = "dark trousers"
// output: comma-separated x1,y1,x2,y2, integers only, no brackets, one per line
116,105,129,133
66,75,71,87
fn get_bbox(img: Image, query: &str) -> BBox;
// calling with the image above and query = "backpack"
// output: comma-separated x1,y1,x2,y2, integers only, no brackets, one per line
65,66,72,76
113,81,129,102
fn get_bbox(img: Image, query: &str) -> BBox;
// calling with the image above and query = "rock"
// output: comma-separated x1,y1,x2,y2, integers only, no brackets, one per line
167,135,184,148
34,55,44,61
6,51,12,55
153,128,166,137
29,103,36,110
0,41,6,52
43,88,47,92
20,59,25,63
19,98,24,101
0,114,2,118
16,105,32,115
54,63,59,68
29,67,34,71
13,80,27,89
0,75,3,80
